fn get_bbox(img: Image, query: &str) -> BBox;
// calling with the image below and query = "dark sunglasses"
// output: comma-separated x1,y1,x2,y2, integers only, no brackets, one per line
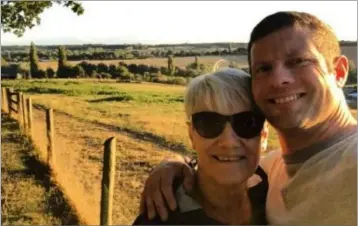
191,111,265,139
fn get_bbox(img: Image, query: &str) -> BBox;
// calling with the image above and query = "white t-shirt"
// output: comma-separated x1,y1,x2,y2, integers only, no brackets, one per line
261,131,357,225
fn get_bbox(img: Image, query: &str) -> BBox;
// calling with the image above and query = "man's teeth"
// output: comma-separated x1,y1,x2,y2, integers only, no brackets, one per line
274,94,300,104
215,156,245,162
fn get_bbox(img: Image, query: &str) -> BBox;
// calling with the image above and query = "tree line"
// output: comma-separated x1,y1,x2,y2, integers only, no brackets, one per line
1,43,248,62
1,42,356,85
1,42,227,85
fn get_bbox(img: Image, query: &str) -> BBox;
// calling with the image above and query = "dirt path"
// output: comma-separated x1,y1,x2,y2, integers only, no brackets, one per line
30,106,178,224
1,113,81,225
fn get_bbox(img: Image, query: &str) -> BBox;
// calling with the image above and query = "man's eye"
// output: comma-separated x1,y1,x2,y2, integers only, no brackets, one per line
288,58,310,66
255,65,271,74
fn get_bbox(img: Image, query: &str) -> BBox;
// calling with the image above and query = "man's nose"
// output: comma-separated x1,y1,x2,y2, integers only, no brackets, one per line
270,64,294,89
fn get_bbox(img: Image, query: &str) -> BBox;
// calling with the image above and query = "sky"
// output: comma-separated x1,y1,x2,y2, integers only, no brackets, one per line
1,1,357,45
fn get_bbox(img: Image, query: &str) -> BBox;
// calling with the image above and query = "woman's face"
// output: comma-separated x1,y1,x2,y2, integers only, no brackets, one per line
188,104,263,186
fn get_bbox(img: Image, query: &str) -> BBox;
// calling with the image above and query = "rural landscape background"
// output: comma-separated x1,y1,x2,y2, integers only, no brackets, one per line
1,1,357,225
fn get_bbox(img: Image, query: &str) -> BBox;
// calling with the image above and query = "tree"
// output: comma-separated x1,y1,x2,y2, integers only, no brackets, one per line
29,42,40,78
228,43,233,54
1,1,84,37
347,60,357,85
1,56,8,67
57,46,74,78
46,67,56,78
58,46,68,69
194,56,199,69
97,63,109,73
167,55,175,76
73,65,85,78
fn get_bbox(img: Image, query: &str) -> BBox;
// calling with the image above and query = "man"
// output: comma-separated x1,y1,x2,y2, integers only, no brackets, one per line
139,11,357,225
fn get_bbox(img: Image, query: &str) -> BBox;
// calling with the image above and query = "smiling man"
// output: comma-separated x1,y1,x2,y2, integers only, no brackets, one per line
138,11,357,225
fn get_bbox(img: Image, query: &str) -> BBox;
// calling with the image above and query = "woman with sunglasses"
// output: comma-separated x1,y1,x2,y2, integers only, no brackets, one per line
133,68,268,225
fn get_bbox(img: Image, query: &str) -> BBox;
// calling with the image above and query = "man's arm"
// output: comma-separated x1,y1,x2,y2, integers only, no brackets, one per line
140,154,196,221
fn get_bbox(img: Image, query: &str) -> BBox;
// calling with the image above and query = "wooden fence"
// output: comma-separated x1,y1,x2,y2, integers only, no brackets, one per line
1,87,117,225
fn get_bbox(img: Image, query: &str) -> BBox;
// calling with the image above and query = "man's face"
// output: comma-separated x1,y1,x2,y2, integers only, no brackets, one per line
250,27,342,131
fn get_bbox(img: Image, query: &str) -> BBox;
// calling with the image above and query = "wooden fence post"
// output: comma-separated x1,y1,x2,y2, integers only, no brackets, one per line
18,92,24,129
100,137,117,226
21,94,28,134
7,88,13,117
2,88,8,112
46,108,55,168
26,98,33,138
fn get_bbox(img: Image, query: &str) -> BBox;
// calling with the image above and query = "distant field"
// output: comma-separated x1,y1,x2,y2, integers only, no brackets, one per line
36,45,356,72
38,55,249,71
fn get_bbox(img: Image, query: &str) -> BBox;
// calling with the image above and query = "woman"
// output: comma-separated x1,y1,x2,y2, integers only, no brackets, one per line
133,68,268,225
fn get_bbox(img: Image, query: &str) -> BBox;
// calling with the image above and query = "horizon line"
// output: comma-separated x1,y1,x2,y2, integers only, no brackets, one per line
2,40,357,47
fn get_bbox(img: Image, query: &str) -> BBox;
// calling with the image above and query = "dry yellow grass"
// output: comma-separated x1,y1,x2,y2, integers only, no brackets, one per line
1,114,81,225
29,106,178,225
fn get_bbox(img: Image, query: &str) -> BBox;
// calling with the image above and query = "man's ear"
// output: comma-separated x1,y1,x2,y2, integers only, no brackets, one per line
333,55,349,88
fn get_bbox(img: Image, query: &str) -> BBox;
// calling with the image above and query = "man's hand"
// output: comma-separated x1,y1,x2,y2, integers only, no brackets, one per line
139,155,195,221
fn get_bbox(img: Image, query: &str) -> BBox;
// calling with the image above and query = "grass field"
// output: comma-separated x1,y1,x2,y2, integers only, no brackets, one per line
1,79,356,224
3,79,283,152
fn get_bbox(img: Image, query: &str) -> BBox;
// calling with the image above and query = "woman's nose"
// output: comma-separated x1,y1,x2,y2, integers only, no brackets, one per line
218,123,241,148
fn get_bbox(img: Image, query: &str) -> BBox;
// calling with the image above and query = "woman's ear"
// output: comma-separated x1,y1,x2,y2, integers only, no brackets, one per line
333,55,349,88
187,122,196,150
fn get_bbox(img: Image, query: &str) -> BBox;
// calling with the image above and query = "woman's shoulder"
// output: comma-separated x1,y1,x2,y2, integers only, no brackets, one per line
132,209,223,225
133,181,224,225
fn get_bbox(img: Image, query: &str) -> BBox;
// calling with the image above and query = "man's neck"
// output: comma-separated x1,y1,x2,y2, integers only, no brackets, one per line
193,170,251,224
276,106,357,155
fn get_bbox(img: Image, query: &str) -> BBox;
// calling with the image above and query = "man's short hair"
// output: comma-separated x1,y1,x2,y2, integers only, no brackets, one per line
247,11,341,73
184,68,256,120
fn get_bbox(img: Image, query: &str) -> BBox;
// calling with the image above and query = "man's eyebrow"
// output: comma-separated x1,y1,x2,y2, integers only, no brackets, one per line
285,49,315,58
285,49,302,57
252,61,270,67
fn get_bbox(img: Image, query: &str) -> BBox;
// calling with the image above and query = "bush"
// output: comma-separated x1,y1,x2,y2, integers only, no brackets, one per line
97,63,109,73
101,72,112,79
90,70,99,78
57,64,75,78
78,61,97,76
37,69,47,78
73,65,86,78
15,73,23,79
46,67,56,78
151,74,168,83
134,74,143,82
121,73,134,81
143,72,150,81
186,68,201,77
167,77,187,85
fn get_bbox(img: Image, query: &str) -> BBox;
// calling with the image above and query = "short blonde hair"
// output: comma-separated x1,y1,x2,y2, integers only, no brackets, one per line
184,68,256,120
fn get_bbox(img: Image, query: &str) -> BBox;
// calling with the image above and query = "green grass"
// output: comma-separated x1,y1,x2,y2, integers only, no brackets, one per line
2,79,184,104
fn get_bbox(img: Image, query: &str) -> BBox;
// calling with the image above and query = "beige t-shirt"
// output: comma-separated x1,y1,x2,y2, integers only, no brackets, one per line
261,132,357,225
